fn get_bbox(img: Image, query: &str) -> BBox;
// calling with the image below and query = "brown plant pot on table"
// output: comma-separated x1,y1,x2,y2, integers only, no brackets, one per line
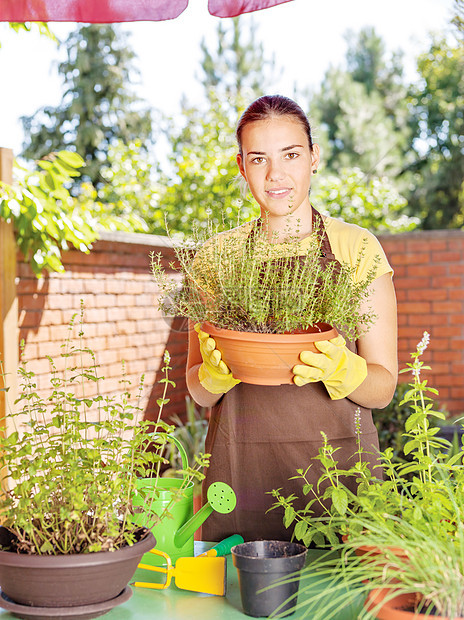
0,526,155,619
365,588,462,620
342,535,409,565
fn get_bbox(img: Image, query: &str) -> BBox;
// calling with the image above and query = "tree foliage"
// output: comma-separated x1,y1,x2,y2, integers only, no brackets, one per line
21,24,153,188
155,18,272,234
200,18,275,114
407,32,464,228
74,139,160,234
312,168,418,233
156,93,258,235
2,21,56,45
0,152,98,275
309,27,412,179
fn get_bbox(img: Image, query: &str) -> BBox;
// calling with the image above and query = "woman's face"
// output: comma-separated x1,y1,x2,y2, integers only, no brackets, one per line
237,116,319,219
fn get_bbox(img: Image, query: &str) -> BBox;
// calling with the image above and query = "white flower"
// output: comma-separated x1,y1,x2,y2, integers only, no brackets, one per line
354,407,362,434
416,331,430,355
163,350,171,365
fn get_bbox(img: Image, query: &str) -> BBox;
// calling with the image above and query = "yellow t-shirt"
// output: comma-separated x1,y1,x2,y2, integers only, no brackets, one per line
322,215,392,282
194,215,392,285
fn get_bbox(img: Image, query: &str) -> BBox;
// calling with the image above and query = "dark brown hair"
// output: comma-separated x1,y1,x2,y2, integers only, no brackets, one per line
236,95,314,155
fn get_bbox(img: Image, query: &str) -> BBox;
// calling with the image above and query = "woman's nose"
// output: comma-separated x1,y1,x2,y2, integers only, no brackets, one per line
266,160,285,181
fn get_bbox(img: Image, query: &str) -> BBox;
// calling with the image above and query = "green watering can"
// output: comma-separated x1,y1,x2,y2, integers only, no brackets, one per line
133,435,236,565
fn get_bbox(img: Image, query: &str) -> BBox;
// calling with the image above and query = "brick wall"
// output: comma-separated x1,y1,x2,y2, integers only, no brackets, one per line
15,228,464,420
378,230,464,415
17,231,189,423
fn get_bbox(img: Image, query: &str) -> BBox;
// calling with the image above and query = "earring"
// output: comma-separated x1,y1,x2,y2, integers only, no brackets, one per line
312,169,318,175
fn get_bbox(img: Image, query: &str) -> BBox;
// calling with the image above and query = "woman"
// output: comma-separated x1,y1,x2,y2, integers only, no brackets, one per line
186,95,397,541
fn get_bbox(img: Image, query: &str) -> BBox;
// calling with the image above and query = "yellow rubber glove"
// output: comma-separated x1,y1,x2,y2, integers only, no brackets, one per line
292,335,367,400
194,324,241,395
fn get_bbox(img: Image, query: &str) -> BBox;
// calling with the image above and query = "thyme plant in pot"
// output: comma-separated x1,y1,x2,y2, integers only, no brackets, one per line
0,308,206,619
151,219,378,385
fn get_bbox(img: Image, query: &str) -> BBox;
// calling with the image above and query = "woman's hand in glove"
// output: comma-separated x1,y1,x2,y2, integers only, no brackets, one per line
194,324,241,395
292,334,367,400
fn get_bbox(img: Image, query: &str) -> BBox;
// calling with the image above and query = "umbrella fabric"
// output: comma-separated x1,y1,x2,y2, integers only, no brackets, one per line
209,0,293,18
0,0,293,22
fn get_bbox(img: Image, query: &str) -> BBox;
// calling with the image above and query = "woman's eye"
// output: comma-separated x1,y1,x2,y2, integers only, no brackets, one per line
251,156,265,164
285,152,299,160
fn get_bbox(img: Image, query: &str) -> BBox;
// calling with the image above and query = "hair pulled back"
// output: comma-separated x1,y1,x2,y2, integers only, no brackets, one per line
236,95,314,155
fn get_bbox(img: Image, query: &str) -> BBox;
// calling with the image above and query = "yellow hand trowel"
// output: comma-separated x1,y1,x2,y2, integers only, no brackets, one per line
133,548,227,596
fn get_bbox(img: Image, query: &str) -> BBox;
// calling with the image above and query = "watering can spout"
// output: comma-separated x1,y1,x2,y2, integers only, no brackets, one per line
175,482,236,550
174,504,213,549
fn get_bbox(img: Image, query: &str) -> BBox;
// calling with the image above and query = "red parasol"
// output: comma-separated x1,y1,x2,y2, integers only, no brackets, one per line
0,0,293,22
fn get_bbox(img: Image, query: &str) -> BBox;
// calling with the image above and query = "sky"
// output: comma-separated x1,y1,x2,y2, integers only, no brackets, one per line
0,0,456,159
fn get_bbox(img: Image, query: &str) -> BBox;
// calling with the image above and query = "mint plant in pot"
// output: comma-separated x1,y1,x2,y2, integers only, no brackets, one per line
267,333,464,618
0,308,205,619
151,218,379,385
259,332,464,618
269,332,456,549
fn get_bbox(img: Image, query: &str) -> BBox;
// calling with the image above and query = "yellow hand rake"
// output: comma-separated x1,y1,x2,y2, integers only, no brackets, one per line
133,548,227,596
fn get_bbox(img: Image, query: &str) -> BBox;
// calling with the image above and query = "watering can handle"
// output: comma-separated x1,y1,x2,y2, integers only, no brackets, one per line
149,433,189,475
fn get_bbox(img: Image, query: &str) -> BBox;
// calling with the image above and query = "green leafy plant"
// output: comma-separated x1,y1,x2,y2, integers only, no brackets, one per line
0,305,208,555
0,151,98,275
267,334,464,619
269,332,458,548
313,167,418,233
282,507,464,619
151,218,379,338
373,381,447,462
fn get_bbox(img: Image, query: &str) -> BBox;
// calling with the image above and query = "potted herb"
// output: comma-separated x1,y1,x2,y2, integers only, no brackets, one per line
267,332,464,618
0,307,205,618
151,219,378,385
283,511,464,619
269,331,457,549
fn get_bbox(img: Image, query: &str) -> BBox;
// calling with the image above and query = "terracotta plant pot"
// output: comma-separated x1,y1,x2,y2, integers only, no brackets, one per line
342,535,409,565
0,526,155,617
204,322,338,386
365,588,463,619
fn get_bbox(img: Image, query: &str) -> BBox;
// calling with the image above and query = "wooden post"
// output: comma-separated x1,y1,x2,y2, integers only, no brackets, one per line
0,147,18,447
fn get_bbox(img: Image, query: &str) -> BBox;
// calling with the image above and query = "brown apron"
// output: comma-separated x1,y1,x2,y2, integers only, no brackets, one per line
201,208,380,542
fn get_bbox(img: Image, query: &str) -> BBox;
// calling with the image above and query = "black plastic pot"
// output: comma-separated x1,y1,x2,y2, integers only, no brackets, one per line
0,526,155,618
231,540,307,618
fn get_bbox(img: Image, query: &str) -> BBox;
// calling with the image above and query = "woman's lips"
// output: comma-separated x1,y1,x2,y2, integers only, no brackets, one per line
266,188,292,199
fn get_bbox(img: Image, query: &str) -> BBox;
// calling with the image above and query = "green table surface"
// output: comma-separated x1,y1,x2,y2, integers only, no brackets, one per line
0,542,364,619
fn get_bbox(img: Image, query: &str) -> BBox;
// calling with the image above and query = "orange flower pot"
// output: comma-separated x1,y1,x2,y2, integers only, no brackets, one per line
203,321,338,386
365,588,461,619
342,536,409,564
355,543,409,562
